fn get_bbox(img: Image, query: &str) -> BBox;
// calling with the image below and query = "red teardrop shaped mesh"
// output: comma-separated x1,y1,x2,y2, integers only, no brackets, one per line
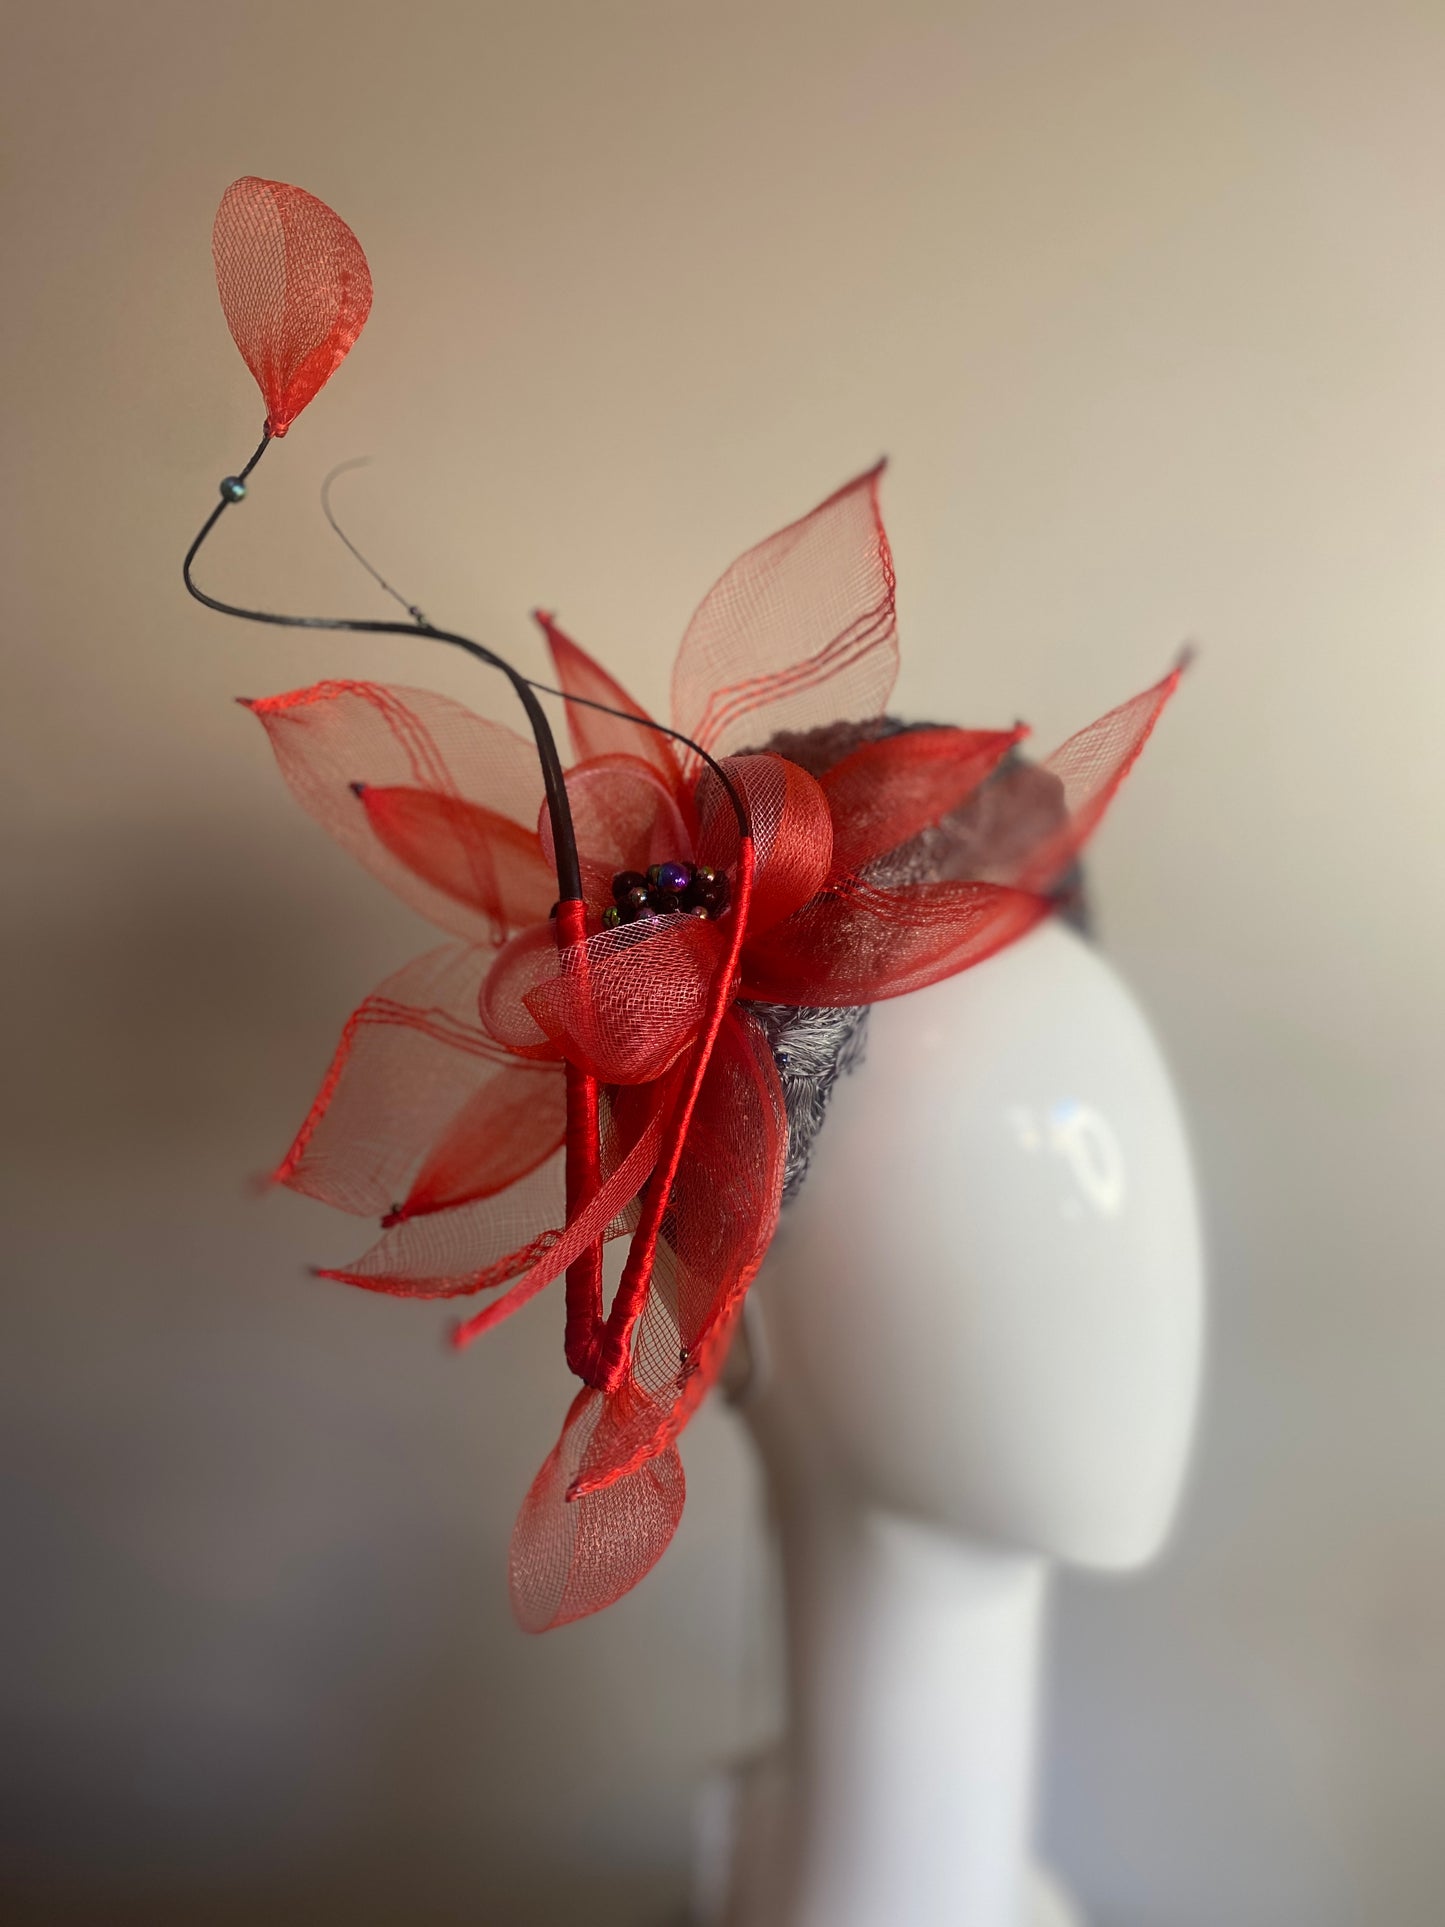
213,176,372,435
510,1389,686,1634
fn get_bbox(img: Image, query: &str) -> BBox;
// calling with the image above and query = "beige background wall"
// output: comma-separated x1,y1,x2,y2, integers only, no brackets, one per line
5,3,1443,1922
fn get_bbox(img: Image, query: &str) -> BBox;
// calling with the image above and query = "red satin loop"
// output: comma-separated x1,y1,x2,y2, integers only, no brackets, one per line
213,177,372,435
524,914,728,1086
695,754,833,935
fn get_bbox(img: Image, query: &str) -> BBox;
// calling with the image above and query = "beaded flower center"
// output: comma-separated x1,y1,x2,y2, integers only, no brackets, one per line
603,860,730,928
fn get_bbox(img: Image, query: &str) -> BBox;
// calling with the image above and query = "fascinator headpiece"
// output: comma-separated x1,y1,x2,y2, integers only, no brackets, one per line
187,178,1184,1630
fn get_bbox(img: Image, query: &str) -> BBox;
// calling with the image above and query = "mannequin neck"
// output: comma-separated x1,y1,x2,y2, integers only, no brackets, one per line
740,1384,1047,1927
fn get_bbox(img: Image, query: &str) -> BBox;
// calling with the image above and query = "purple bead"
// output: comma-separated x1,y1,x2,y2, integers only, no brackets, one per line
657,860,691,894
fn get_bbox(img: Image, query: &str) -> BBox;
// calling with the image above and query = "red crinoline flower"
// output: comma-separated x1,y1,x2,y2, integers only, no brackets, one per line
201,178,1183,1631
247,472,1182,1631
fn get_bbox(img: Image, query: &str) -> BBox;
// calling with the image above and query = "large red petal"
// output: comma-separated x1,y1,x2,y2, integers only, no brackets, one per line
537,612,686,801
741,877,1052,1007
822,726,1026,879
670,464,898,765
248,681,549,943
509,1388,686,1633
272,942,530,1217
212,178,372,436
1009,663,1186,893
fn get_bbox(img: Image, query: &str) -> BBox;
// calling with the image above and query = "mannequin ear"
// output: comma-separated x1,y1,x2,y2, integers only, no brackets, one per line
721,1291,772,1407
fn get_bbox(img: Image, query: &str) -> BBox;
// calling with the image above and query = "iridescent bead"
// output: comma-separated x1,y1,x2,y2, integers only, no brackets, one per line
625,884,651,912
688,904,710,919
612,870,647,903
602,905,621,929
657,860,691,894
693,865,717,887
219,475,247,503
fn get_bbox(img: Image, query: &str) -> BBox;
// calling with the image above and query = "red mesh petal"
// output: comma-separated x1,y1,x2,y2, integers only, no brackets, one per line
694,754,832,935
509,1389,686,1633
539,757,693,911
248,682,548,944
572,1006,785,1497
822,725,1027,879
212,177,372,436
670,464,898,764
537,613,687,801
397,1058,565,1223
1010,664,1185,893
522,916,728,1085
272,942,526,1216
740,876,1052,1006
319,1153,566,1300
357,787,555,933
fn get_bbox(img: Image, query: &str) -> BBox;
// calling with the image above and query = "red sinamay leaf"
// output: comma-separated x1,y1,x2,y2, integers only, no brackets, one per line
1009,664,1185,893
671,464,899,765
359,786,556,932
247,682,549,945
213,177,372,435
537,613,687,803
510,1390,686,1633
272,942,558,1219
821,725,1026,879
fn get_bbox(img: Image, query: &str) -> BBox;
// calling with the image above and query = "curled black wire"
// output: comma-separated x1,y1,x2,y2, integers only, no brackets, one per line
183,436,753,910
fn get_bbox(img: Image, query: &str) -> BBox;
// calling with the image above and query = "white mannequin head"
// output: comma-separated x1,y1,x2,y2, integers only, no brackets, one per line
748,915,1204,1570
